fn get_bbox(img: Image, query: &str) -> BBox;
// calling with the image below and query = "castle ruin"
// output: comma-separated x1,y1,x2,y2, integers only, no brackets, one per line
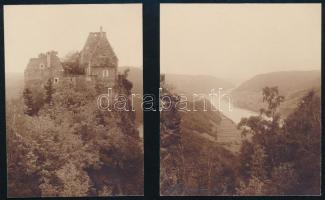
24,27,118,89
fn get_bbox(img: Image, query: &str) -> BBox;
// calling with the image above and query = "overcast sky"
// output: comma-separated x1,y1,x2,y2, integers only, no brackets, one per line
4,4,142,73
161,4,321,83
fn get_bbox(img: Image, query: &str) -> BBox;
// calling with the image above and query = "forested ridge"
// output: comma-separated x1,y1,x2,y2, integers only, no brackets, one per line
160,86,239,195
6,71,321,196
237,87,320,195
160,85,320,195
231,70,320,116
7,70,143,197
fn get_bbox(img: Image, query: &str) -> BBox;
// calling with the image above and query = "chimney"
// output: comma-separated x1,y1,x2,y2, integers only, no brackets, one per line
100,26,105,37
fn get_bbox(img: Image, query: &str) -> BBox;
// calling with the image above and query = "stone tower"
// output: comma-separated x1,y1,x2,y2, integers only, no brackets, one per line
24,51,63,89
80,27,118,87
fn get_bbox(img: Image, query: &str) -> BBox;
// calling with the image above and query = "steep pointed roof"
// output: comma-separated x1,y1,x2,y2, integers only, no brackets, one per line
80,28,118,68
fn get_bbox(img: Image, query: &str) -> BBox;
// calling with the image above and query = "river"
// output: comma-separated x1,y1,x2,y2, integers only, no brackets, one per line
208,89,258,124
215,98,257,124
138,91,257,139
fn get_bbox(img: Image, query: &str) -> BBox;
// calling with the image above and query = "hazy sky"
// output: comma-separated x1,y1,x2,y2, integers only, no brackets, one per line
161,4,321,83
4,4,142,73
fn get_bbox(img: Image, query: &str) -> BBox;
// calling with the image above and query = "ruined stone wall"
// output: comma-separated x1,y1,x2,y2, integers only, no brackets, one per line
90,67,116,88
24,51,63,89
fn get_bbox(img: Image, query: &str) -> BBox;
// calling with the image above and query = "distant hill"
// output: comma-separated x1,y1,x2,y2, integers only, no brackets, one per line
5,67,143,100
164,74,234,96
231,70,321,116
119,69,235,96
119,66,142,94
279,86,321,117
233,70,320,94
118,68,235,99
5,72,24,101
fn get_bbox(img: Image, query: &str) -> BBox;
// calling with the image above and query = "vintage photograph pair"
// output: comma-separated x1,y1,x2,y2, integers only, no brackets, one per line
4,3,321,197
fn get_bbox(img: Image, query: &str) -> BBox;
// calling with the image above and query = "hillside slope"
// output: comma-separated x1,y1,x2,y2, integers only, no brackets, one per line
180,100,241,153
231,70,320,116
160,88,240,195
233,70,320,94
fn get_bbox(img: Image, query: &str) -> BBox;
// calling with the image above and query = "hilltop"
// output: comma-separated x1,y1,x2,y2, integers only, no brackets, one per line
231,70,320,116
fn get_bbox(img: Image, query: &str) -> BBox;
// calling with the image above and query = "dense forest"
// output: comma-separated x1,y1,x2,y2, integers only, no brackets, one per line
160,85,320,195
6,70,321,196
7,70,143,197
160,86,239,195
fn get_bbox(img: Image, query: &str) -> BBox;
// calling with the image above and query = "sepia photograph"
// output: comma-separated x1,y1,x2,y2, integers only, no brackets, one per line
160,4,321,196
5,4,143,197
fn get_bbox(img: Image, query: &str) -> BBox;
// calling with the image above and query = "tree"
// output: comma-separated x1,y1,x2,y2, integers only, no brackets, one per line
160,87,185,195
237,87,285,194
61,51,83,75
261,86,284,118
44,79,55,104
9,67,144,197
283,90,321,195
23,88,34,116
237,87,320,195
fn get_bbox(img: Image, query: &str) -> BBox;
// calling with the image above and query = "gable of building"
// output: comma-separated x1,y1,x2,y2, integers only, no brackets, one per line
80,30,118,68
24,51,63,84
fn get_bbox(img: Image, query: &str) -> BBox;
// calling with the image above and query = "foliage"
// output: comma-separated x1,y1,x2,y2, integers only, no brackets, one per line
7,73,143,197
160,86,239,196
160,88,184,195
44,79,55,104
237,87,320,195
23,87,45,116
23,88,34,116
61,51,84,75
